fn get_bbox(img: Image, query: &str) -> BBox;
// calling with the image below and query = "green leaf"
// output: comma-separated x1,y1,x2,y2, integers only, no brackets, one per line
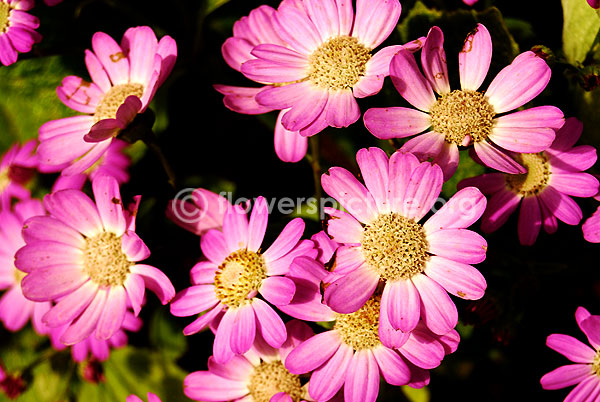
402,385,431,402
204,0,230,15
148,309,188,360
562,0,600,65
441,150,486,199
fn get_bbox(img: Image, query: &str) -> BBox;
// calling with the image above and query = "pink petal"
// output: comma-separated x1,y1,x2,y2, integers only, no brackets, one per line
388,151,421,213
541,365,595,390
252,298,287,348
382,279,420,332
401,161,444,221
324,266,379,314
352,0,401,48
538,186,582,225
372,346,411,386
363,107,432,139
213,307,236,363
183,303,224,336
91,31,130,85
274,111,308,163
325,90,360,128
125,26,158,84
223,203,249,251
229,304,256,355
200,229,230,264
493,106,564,130
518,195,542,245
489,126,555,153
21,265,88,301
272,4,322,54
121,231,151,262
262,217,305,263
551,117,583,151
96,285,127,340
324,208,364,245
123,272,145,316
389,49,436,112
259,276,296,306
84,119,121,142
411,274,458,335
14,241,82,272
485,51,551,114
207,355,254,381
423,186,487,233
427,228,488,264
169,285,219,317
85,49,111,92
421,26,450,94
548,145,598,173
564,375,600,402
344,349,380,402
241,56,308,83
304,0,341,41
92,175,126,236
308,343,353,402
546,333,596,363
42,280,98,327
184,371,248,402
60,288,108,345
424,255,486,300
214,84,274,114
280,87,328,132
247,196,269,252
480,188,521,233
457,173,506,194
459,24,492,91
473,141,526,174
356,147,390,212
130,264,175,304
285,330,342,374
550,173,599,198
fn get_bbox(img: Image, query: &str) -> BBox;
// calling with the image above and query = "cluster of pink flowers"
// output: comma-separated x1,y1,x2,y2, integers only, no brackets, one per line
0,0,599,401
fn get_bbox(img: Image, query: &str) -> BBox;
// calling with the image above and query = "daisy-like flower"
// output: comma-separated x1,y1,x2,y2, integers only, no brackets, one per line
363,24,564,179
0,139,38,210
37,26,177,176
321,147,488,336
458,117,599,245
127,393,162,402
583,197,600,243
47,310,142,363
588,0,599,9
166,188,229,236
184,320,315,402
170,196,316,363
14,174,175,345
0,0,41,66
242,0,406,137
540,306,600,401
0,198,51,332
284,291,460,402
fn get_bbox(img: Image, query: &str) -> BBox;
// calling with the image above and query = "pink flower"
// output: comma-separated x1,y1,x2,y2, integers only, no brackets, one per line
0,0,41,66
216,0,418,162
169,196,316,363
588,0,600,8
166,188,230,236
459,117,599,245
540,306,600,401
284,293,460,402
127,393,162,402
363,24,564,180
15,174,175,344
47,310,142,363
184,320,315,402
0,140,38,209
47,139,132,192
0,198,51,332
321,147,488,336
37,26,176,176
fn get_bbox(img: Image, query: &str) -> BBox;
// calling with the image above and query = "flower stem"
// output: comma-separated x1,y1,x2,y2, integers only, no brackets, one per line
308,136,322,201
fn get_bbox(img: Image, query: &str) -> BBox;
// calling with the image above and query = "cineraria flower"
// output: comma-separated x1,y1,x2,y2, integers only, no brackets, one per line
44,139,131,192
166,188,229,236
15,174,175,344
284,293,460,402
588,0,599,9
0,0,41,66
185,320,315,402
48,310,142,363
0,139,38,210
37,26,176,176
459,117,599,245
540,306,600,401
321,147,488,336
0,198,50,332
583,200,600,243
363,24,564,179
170,196,316,363
127,393,162,402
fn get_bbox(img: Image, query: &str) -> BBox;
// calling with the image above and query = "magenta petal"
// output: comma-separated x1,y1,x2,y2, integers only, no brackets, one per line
518,196,542,246
21,265,88,302
411,274,458,335
344,349,380,402
229,304,256,355
398,330,444,369
383,279,420,332
92,174,127,236
14,241,82,272
324,266,379,314
325,90,360,128
325,208,364,245
489,126,555,153
390,49,436,112
259,276,295,306
84,119,121,142
42,281,98,327
96,285,127,340
427,228,487,264
201,229,230,264
184,371,248,402
308,343,353,402
493,106,564,130
541,365,595,390
473,141,526,174
169,285,219,317
457,173,506,194
207,355,253,381
247,196,269,252
123,273,145,316
130,264,175,304
564,375,600,401
550,173,599,198
401,161,444,221
60,288,108,345
252,298,287,348
213,307,236,363
91,31,129,85
538,186,582,225
22,216,85,247
459,24,492,91
183,303,224,336
546,333,596,363
378,296,411,349
356,147,390,212
548,145,598,172
353,0,401,48
281,87,328,132
121,231,151,262
262,217,305,263
43,190,102,238
485,51,551,114
580,316,600,351
423,186,487,233
424,255,486,300
422,26,450,94
388,151,421,213
223,204,249,252
372,347,411,386
274,112,308,163
214,84,274,114
115,95,142,125
285,330,342,374
363,107,432,140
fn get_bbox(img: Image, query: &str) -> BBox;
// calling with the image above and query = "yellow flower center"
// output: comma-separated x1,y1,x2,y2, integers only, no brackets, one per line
593,350,600,376
13,267,26,285
214,249,267,308
334,296,381,350
361,213,430,281
430,89,495,145
83,231,132,286
94,83,144,123
0,2,10,33
0,168,10,194
308,35,371,90
247,360,304,402
505,153,551,196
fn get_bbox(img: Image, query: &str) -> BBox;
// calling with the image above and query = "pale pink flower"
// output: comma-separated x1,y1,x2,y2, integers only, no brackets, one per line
169,196,316,363
364,24,564,180
0,198,50,332
37,26,176,176
284,292,460,402
166,188,229,236
15,174,175,345
184,320,315,402
0,139,38,210
459,117,599,245
126,393,162,402
540,306,600,401
0,0,41,66
321,147,488,336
